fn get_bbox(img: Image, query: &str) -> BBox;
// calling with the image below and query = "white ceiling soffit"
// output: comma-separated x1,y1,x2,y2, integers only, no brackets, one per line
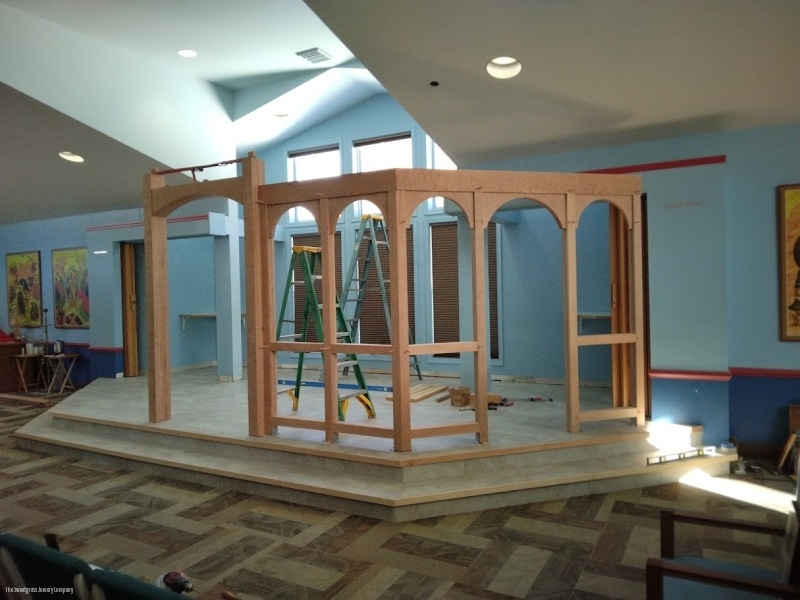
234,66,385,153
304,0,800,167
0,0,384,224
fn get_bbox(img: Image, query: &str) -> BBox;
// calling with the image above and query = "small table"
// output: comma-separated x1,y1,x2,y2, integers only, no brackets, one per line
42,354,79,395
13,354,47,393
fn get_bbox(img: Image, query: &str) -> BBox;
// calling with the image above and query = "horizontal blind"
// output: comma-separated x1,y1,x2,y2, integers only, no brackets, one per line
488,222,499,359
431,223,460,357
431,222,498,359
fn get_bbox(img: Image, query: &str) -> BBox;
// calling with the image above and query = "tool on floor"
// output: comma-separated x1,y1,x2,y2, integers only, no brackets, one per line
154,571,194,594
276,245,375,420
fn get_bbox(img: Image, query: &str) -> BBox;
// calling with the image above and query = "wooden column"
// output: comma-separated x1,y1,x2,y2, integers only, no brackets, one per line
563,194,580,433
242,154,269,436
319,196,339,442
631,193,647,426
390,190,412,451
610,205,631,408
144,171,170,422
472,193,489,443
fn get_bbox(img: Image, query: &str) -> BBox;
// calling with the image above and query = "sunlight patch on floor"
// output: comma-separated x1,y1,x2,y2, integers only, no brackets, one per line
680,468,794,515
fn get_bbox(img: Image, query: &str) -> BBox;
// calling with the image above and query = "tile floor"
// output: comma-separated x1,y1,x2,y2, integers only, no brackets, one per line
1,394,795,599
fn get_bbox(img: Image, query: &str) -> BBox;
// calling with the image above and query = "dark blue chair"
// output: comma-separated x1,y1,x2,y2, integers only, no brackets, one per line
646,502,800,599
0,533,91,599
87,568,185,600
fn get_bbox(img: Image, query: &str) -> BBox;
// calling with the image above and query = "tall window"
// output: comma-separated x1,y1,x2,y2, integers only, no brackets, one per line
430,221,499,359
353,134,412,216
287,145,340,221
353,133,412,172
428,138,457,210
348,133,415,345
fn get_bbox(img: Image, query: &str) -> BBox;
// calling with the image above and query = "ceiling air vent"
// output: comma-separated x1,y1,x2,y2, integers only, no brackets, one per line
295,47,332,64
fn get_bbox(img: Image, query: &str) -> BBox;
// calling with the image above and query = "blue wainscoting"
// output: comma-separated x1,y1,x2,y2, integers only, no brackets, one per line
650,371,731,447
729,368,800,449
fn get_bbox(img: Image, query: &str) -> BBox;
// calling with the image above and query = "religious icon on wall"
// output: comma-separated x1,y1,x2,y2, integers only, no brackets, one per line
778,184,800,340
6,251,42,328
52,247,90,329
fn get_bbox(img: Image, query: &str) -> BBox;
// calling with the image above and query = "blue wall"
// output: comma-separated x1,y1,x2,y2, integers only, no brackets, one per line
476,122,800,446
0,206,225,381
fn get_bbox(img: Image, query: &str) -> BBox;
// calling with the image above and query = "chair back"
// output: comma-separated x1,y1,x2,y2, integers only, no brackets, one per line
87,568,183,600
0,533,91,599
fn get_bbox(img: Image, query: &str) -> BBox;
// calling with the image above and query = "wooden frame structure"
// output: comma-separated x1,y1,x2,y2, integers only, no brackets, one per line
145,158,644,452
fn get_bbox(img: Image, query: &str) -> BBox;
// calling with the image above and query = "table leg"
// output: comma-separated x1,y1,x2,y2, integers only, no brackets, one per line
14,357,29,393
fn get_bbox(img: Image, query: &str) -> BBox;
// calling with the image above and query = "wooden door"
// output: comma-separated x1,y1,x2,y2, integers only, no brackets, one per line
121,242,139,376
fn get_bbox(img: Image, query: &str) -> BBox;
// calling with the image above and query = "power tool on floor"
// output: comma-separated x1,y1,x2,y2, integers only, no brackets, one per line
154,571,194,594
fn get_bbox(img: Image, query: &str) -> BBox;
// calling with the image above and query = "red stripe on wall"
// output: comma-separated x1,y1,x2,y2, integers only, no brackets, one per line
649,369,731,382
583,154,726,175
86,214,209,232
730,366,800,379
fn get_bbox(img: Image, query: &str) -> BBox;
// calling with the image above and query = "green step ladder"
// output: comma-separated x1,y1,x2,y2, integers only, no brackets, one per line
340,214,422,380
276,245,376,421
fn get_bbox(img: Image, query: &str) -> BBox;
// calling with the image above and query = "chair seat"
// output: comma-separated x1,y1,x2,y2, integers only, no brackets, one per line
663,556,782,600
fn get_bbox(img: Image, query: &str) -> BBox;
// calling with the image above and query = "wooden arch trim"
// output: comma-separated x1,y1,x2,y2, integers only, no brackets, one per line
144,154,264,426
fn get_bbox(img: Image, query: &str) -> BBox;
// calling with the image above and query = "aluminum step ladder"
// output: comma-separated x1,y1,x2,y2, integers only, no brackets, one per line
340,214,422,380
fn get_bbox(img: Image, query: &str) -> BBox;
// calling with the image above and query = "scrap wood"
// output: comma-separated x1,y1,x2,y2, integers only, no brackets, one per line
386,384,449,403
777,432,797,472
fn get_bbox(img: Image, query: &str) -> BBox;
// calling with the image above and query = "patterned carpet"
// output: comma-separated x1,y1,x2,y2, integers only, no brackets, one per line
0,397,794,599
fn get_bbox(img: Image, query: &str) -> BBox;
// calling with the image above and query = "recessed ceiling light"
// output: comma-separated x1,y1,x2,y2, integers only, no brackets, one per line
486,56,522,79
178,49,197,58
59,151,84,163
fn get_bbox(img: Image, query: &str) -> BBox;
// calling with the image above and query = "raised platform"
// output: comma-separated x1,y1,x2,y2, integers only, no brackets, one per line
13,368,737,521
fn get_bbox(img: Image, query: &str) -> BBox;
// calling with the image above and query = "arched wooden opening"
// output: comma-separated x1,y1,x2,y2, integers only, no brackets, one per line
254,168,641,450
143,153,264,424
145,164,640,449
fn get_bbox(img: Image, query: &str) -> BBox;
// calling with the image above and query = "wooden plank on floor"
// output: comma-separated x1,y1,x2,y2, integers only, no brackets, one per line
386,384,449,403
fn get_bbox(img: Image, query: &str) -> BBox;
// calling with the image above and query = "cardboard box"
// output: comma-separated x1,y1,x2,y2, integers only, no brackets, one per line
448,387,501,407
449,387,471,407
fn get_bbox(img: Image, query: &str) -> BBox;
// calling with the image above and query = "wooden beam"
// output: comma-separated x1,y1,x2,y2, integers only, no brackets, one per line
144,171,170,423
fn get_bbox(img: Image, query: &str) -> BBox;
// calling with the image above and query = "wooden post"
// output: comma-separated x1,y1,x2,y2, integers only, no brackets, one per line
472,194,489,443
242,154,268,436
610,205,631,408
563,194,580,433
319,196,339,442
144,171,170,423
631,193,647,426
390,190,412,451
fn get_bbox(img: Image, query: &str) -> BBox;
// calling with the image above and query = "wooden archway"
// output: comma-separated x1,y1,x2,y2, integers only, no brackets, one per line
143,153,264,423
145,163,642,448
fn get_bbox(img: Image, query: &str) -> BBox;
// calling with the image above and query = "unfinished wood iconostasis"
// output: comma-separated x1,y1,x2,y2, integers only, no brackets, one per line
144,155,644,452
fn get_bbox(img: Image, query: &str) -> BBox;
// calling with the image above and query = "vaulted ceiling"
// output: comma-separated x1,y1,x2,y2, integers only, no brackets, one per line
1,0,799,225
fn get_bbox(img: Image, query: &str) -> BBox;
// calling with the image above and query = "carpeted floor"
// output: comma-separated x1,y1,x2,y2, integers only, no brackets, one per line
0,396,795,599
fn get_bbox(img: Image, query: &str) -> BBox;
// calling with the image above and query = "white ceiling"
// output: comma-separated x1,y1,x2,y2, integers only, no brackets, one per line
1,0,799,225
